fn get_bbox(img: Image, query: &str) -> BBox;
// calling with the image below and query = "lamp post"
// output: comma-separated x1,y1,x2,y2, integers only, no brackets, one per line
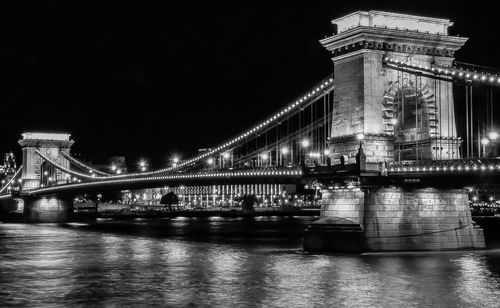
481,138,490,158
356,133,365,168
139,160,147,172
488,131,499,157
280,146,289,166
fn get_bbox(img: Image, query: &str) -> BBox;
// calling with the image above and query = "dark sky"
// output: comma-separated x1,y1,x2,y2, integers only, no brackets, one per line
1,1,499,168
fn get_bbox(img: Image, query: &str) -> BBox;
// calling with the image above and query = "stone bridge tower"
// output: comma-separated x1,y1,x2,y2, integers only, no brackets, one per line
321,10,467,164
18,132,74,190
304,11,485,253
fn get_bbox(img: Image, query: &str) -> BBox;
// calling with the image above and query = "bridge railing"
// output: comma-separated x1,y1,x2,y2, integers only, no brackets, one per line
387,158,500,173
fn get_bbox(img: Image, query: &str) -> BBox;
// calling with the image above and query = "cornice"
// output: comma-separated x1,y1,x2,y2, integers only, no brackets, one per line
320,26,468,58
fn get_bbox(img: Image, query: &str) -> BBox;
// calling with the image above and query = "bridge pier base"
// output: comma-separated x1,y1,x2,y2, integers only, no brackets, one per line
23,195,74,223
304,187,485,252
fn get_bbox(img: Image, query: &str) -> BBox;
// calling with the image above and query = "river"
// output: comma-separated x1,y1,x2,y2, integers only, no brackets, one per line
1,217,499,307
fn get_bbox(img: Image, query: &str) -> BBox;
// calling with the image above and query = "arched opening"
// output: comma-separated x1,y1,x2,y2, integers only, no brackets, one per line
40,161,56,186
393,86,432,160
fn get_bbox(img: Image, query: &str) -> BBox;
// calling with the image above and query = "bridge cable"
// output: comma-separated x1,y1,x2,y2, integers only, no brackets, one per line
0,165,23,195
59,151,111,176
34,150,109,181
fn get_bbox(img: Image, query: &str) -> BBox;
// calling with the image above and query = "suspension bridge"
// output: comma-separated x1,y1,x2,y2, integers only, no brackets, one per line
1,10,499,252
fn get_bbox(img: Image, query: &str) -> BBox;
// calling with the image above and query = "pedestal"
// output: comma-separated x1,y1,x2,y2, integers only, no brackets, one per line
304,187,485,252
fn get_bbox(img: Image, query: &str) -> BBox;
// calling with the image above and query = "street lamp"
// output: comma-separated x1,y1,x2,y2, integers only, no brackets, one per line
356,133,365,147
139,160,147,172
481,138,490,157
488,131,499,140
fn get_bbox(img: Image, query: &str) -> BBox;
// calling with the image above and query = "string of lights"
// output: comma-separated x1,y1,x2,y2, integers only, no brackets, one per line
60,74,334,181
28,169,303,195
34,150,103,180
59,151,111,176
388,163,500,173
384,57,500,86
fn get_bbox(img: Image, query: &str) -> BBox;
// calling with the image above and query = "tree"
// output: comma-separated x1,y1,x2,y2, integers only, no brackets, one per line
160,192,179,211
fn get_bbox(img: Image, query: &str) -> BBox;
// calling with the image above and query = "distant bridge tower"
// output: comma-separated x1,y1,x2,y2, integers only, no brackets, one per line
18,132,74,190
321,10,467,163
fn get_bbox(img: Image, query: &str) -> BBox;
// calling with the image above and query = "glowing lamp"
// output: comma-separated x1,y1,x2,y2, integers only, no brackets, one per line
488,132,499,140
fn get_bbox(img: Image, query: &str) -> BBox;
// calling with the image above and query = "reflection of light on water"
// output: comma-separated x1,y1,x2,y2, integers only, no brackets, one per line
162,241,189,264
205,246,245,304
455,254,500,307
130,238,152,261
102,235,125,262
210,247,243,273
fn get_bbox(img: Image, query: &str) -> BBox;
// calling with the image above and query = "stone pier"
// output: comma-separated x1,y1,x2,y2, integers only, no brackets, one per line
304,187,485,252
23,195,73,223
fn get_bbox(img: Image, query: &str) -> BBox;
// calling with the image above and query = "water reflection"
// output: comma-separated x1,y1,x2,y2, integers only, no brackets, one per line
1,220,500,307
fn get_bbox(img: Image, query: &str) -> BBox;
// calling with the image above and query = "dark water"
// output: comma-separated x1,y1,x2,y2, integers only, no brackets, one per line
1,217,500,307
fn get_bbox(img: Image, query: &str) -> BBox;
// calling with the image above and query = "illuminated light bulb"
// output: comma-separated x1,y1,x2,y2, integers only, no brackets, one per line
356,133,365,140
301,139,310,148
324,149,330,155
490,77,495,82
466,73,471,78
261,153,269,160
117,169,122,174
481,75,487,81
473,75,478,80
390,118,398,125
488,131,499,140
281,147,289,155
481,138,490,146
207,158,214,165
458,72,463,77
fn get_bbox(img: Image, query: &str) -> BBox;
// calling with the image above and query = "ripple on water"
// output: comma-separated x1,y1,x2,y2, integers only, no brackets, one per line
1,220,500,307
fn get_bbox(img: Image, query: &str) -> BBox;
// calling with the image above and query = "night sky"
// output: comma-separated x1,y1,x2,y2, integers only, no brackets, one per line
1,1,499,168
